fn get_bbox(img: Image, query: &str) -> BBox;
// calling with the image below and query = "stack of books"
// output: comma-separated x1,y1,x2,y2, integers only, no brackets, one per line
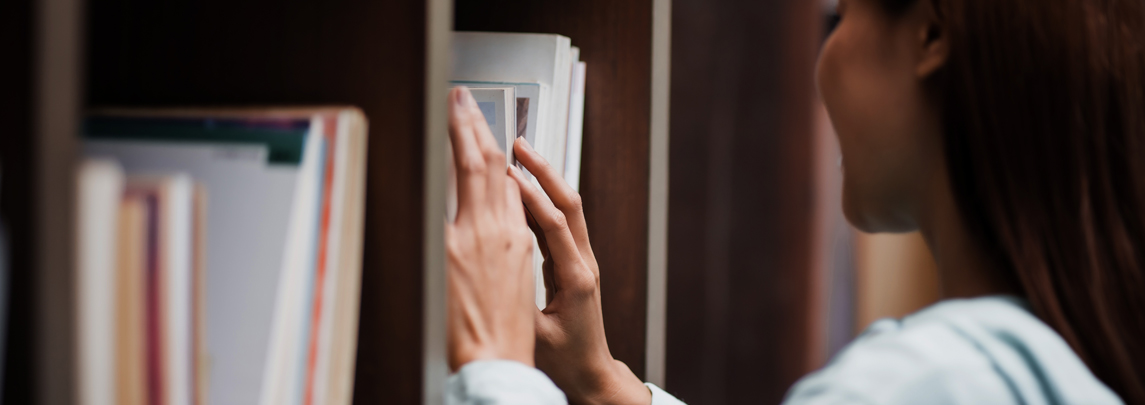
75,108,367,405
452,32,588,309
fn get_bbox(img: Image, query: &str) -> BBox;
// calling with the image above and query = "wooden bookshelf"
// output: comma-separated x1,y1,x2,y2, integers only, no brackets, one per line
5,0,670,403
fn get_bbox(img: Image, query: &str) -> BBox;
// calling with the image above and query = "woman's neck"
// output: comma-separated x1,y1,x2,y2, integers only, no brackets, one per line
915,165,1018,299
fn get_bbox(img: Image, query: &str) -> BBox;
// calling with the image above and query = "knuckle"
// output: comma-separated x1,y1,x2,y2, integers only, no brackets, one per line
445,233,466,261
566,192,584,212
474,216,496,236
459,157,487,175
483,147,505,164
566,267,598,297
545,212,569,233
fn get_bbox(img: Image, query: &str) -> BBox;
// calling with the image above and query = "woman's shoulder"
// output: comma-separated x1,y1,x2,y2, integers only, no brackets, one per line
784,296,1123,405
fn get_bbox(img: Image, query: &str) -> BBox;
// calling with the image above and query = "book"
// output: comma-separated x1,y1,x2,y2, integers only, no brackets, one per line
76,159,125,405
565,61,587,192
260,117,324,405
308,111,368,405
467,86,518,165
124,174,199,405
116,194,148,405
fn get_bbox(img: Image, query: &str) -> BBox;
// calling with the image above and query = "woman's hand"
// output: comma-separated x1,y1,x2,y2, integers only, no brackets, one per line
446,87,537,371
508,137,652,405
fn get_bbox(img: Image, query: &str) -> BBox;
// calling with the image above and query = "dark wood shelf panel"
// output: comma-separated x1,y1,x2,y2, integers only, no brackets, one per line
665,0,822,402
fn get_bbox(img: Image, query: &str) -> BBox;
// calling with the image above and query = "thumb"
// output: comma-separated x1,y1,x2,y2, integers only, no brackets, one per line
534,308,559,342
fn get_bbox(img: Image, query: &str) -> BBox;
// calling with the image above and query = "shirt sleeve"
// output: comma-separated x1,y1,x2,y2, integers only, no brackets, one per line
782,320,1016,405
445,360,568,405
647,383,687,405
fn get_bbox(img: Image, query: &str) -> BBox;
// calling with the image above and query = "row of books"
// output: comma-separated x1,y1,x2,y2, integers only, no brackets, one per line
76,108,367,405
452,32,588,309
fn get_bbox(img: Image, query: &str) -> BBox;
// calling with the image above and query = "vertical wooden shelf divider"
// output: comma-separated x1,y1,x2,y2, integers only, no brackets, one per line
421,0,451,403
2,0,83,403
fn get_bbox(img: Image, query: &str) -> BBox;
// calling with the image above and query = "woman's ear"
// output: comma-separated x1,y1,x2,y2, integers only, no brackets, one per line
915,6,949,78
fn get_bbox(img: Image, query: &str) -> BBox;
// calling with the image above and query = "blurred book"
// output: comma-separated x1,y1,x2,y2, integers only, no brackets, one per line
78,108,368,405
128,174,201,405
453,32,587,309
565,59,587,192
116,192,147,405
76,160,125,405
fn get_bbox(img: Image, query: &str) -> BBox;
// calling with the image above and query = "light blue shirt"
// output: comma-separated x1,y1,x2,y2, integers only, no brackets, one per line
446,296,1122,405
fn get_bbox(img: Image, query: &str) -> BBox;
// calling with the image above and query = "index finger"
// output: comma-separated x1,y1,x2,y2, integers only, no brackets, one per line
512,137,591,252
465,91,508,215
448,86,488,219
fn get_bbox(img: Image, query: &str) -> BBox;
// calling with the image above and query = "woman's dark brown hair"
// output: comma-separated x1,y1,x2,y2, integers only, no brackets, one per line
881,0,1145,402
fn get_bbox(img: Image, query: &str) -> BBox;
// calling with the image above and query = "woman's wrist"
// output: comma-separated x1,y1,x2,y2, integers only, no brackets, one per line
571,359,651,405
450,331,535,371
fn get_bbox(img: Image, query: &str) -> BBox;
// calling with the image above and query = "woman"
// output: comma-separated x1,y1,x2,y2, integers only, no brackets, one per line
443,0,1145,403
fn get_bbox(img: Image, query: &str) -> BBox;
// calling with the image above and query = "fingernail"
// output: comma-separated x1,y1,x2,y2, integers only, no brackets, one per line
465,88,478,110
520,138,535,152
455,86,470,108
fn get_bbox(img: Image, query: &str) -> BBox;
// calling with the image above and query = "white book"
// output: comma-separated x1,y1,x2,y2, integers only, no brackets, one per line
163,175,195,405
468,86,518,164
260,118,325,405
565,60,587,192
119,173,196,405
313,109,366,405
311,111,368,405
76,159,124,405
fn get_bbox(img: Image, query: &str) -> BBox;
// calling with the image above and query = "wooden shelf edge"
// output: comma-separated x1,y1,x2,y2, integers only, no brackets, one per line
421,0,453,404
644,0,672,389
